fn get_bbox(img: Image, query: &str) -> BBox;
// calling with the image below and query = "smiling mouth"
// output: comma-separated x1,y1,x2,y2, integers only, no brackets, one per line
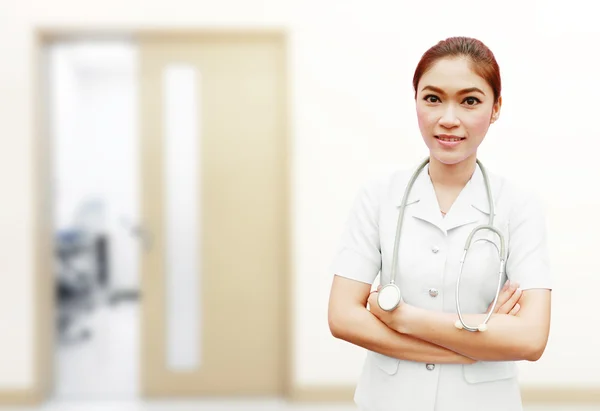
436,135,466,142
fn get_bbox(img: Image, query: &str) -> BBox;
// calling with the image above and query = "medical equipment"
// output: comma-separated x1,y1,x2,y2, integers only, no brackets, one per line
377,157,506,332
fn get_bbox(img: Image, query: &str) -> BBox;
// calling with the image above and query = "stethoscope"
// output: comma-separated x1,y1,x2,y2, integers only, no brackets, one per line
376,157,506,332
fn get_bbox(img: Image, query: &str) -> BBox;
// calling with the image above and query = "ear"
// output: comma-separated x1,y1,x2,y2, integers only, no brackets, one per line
490,96,502,124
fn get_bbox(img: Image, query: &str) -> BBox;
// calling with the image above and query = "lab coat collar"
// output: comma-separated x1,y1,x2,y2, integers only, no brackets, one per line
393,161,494,235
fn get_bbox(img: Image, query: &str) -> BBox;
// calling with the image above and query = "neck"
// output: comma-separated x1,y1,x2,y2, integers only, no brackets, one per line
428,155,477,188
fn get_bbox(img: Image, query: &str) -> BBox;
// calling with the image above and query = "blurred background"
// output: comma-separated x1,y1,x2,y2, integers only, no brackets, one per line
1,0,599,410
49,41,141,400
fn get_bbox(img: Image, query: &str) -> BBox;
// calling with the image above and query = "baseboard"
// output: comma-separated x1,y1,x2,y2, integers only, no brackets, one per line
520,387,600,403
290,386,355,402
290,385,600,404
0,388,42,406
3,385,597,405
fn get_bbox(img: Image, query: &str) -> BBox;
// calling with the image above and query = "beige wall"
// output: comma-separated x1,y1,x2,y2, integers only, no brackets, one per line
1,0,599,393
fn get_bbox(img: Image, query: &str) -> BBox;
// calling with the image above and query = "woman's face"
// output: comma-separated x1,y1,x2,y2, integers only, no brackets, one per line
415,57,501,166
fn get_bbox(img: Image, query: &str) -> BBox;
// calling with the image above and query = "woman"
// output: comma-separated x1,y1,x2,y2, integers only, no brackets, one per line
328,36,552,411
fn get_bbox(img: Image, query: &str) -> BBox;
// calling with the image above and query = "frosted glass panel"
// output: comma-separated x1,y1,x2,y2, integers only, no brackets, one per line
163,65,201,370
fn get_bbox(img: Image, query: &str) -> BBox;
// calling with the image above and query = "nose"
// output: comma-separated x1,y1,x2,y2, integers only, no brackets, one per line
438,105,461,128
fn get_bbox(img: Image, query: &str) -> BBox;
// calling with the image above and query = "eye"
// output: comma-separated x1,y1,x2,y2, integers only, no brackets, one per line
424,94,440,103
463,96,481,106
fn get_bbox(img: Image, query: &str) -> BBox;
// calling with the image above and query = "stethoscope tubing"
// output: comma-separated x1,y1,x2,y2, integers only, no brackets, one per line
378,157,507,332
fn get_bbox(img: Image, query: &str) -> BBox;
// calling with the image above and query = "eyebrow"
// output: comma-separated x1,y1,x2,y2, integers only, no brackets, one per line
421,85,486,96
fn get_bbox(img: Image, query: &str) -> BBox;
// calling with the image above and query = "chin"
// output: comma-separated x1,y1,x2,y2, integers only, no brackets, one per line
430,150,473,166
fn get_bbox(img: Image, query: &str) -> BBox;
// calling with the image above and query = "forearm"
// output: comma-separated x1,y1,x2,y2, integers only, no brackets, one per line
397,305,545,361
330,305,475,364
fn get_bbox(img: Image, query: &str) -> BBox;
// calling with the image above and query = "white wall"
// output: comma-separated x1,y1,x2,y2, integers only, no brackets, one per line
1,0,599,391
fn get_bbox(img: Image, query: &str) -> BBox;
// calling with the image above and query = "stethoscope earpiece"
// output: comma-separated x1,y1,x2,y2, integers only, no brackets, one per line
454,319,488,332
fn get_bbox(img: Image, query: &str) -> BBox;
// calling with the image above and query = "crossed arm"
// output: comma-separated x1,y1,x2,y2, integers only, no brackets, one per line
328,275,551,363
328,275,476,364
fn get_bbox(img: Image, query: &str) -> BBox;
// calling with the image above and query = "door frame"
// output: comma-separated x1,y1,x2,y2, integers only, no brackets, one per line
31,27,293,404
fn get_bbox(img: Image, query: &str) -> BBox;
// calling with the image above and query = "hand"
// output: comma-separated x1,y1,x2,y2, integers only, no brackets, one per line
367,285,382,311
367,285,404,330
367,285,385,310
486,280,522,315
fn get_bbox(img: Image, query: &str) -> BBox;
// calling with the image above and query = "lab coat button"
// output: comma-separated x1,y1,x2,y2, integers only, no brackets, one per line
428,288,439,298
431,246,440,253
426,363,435,371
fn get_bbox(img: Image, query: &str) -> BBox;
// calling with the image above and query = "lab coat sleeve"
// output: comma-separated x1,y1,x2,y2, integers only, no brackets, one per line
330,179,382,285
505,190,552,291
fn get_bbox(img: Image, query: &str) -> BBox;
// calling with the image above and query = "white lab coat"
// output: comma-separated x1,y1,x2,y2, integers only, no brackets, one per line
330,160,552,411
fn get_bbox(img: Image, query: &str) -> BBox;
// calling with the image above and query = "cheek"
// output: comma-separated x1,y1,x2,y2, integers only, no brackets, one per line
416,106,433,130
466,112,492,135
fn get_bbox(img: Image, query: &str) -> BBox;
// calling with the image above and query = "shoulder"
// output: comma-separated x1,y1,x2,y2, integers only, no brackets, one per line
356,165,417,206
485,168,547,222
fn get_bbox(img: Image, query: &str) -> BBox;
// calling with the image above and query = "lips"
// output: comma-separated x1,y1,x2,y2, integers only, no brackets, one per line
435,134,465,141
435,134,465,148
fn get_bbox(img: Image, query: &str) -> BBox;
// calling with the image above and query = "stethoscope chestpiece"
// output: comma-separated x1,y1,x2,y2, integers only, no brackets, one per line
377,283,402,311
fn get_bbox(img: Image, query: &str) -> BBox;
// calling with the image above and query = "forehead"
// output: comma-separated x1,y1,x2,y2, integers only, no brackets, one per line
418,57,491,94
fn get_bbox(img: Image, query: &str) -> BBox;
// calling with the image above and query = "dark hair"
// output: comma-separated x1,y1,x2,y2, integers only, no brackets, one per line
413,37,501,103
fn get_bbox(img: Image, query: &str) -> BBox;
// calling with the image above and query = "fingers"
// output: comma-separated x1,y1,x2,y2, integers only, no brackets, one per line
369,285,382,297
488,280,521,314
367,290,378,310
501,285,522,315
486,280,511,313
509,303,521,316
